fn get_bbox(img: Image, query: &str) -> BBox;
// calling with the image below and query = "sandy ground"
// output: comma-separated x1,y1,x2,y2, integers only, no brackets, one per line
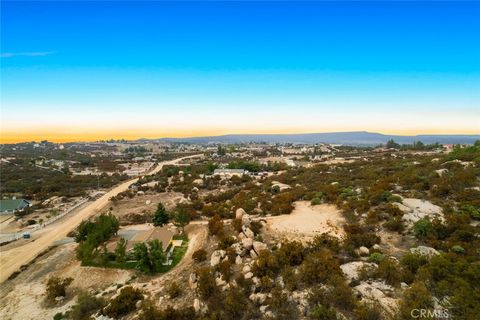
0,155,201,283
0,242,132,320
265,201,345,242
320,158,356,165
112,192,187,224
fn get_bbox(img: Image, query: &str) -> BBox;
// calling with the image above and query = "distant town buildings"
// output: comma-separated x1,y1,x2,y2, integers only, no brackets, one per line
213,168,248,176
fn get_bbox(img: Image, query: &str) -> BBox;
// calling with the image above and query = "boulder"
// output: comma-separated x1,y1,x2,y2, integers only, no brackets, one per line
260,305,268,313
410,246,440,257
193,298,206,314
189,273,197,289
250,249,259,259
243,227,255,239
399,198,444,226
242,237,254,250
193,179,204,186
210,250,226,267
244,272,253,280
354,281,398,314
252,208,263,215
249,293,267,304
435,169,448,177
358,246,370,256
372,244,381,251
276,276,285,289
271,181,291,191
235,255,243,265
216,277,227,287
236,208,246,220
340,261,377,282
242,265,251,273
231,242,246,256
253,241,267,254
292,290,308,304
242,214,252,227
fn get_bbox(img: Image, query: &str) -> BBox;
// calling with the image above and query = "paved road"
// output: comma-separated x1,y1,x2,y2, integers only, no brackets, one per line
0,155,201,283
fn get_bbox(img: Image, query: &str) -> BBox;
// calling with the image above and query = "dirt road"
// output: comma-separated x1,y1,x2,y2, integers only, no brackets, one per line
0,155,201,284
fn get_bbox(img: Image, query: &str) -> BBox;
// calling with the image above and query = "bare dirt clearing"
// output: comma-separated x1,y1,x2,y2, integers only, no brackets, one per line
112,192,187,224
264,201,345,242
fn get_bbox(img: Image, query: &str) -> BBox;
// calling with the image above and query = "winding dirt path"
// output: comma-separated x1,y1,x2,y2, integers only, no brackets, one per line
0,155,201,284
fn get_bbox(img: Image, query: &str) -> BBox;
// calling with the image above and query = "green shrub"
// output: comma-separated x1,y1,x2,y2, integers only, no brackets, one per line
398,282,433,320
400,253,428,281
166,281,182,299
383,216,405,233
460,205,480,220
103,286,144,318
375,257,402,286
300,249,341,285
69,292,105,320
451,245,465,254
45,276,73,303
196,267,219,300
139,300,196,320
192,249,207,262
353,303,383,320
53,313,64,320
309,304,337,320
208,214,224,236
413,218,434,239
368,252,384,264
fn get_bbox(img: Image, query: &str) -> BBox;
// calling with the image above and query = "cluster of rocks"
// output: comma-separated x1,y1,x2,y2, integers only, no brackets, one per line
190,208,273,314
236,208,268,260
353,280,398,314
395,197,444,226
340,261,377,282
410,245,440,257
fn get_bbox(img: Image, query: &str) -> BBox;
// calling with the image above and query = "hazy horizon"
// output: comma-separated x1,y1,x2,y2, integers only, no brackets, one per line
1,1,479,143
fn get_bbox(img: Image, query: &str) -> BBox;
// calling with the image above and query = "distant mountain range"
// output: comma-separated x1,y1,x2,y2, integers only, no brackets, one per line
148,131,480,146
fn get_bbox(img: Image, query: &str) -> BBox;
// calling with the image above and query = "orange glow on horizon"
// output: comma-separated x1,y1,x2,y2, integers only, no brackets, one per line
1,127,479,144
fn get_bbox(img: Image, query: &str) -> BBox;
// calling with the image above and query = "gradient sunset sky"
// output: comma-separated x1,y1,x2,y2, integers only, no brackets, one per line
1,1,479,143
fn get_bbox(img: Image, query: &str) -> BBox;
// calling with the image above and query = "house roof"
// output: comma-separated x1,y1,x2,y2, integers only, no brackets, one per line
213,168,247,174
128,227,174,251
0,199,30,212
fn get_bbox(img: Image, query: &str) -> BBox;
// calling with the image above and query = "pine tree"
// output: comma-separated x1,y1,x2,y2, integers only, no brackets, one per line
153,203,169,226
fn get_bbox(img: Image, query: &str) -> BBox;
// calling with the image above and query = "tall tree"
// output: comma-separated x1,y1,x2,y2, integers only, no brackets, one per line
174,207,191,234
386,139,400,149
153,203,169,226
133,239,165,274
115,238,127,263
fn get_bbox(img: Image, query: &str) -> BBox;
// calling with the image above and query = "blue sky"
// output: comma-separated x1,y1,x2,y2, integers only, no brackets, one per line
1,1,479,142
